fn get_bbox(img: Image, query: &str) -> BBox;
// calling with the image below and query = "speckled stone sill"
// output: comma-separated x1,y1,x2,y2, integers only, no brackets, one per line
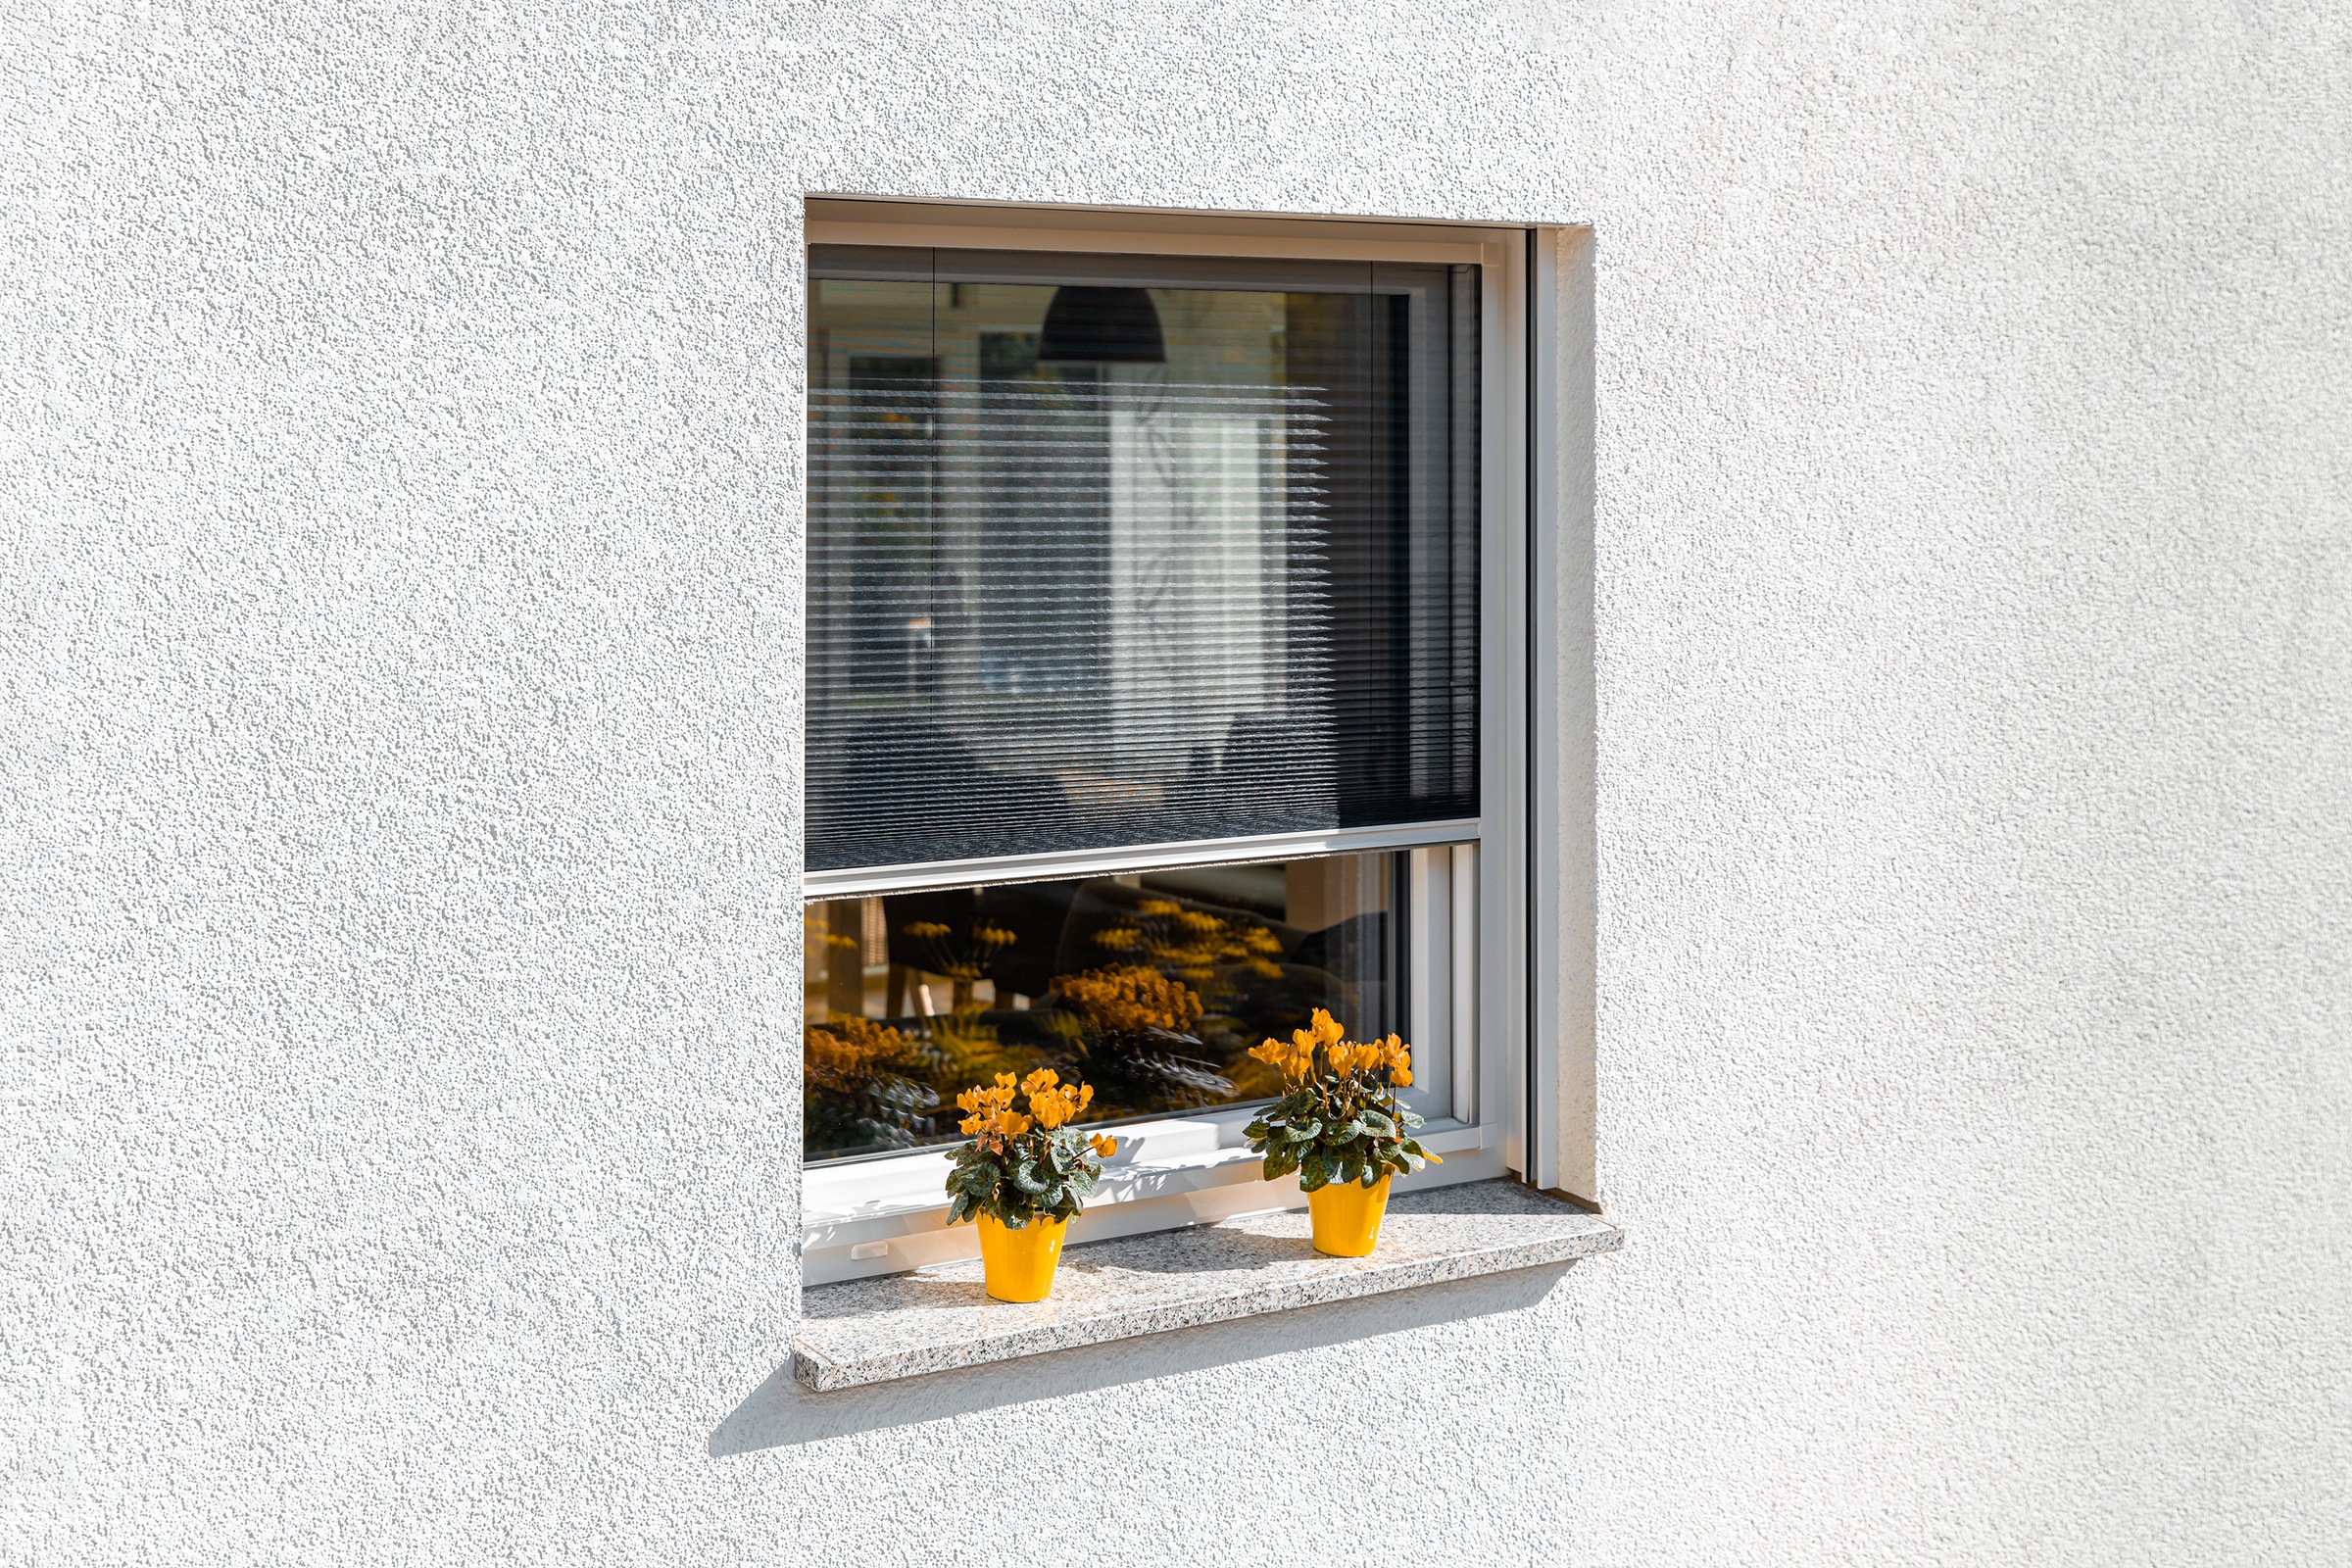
793,1179,1623,1391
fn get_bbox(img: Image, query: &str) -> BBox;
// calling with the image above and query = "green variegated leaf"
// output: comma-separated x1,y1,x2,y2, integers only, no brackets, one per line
1300,1152,1329,1191
1287,1121,1321,1143
1012,1160,1049,1195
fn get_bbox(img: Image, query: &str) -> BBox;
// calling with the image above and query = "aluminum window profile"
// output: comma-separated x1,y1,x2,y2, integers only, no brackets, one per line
797,199,1544,1286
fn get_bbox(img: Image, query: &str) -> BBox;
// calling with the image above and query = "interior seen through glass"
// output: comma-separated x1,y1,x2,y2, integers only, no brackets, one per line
805,252,1481,872
803,853,1402,1163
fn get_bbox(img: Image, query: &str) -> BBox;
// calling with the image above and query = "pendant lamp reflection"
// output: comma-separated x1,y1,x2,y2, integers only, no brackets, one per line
1037,286,1166,364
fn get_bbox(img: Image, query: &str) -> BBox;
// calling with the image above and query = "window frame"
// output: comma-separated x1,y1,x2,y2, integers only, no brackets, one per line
797,199,1541,1286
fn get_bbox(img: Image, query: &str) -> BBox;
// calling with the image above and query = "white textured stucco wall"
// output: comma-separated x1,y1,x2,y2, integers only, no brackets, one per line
6,3,2348,1563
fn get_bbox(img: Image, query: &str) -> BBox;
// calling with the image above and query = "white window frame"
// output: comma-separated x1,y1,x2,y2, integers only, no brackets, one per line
797,198,1542,1285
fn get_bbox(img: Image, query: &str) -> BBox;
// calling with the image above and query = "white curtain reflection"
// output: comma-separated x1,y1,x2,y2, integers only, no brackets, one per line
1104,364,1336,816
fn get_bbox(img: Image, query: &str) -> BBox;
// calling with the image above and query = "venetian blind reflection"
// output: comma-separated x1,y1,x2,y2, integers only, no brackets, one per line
805,251,1479,873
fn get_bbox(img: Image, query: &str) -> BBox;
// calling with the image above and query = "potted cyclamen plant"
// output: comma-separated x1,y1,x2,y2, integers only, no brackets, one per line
945,1068,1119,1302
1246,1008,1440,1256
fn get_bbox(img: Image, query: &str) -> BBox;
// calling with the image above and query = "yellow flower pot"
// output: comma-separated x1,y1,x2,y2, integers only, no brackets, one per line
1307,1173,1393,1257
975,1212,1067,1302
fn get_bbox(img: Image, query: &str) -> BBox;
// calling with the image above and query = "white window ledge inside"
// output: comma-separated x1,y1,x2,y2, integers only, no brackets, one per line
802,1090,1499,1287
793,1179,1622,1392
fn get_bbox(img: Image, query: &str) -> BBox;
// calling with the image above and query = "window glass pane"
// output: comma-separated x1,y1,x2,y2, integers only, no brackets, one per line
807,248,1481,872
802,852,1405,1164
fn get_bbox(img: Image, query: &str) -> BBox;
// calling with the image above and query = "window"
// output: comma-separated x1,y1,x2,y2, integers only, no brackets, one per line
801,203,1534,1284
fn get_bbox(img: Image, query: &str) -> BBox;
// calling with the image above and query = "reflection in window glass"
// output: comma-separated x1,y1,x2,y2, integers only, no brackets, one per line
806,251,1482,872
802,854,1402,1162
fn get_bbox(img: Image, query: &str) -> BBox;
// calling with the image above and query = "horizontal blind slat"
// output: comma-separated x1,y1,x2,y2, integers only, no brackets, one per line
808,349,1477,871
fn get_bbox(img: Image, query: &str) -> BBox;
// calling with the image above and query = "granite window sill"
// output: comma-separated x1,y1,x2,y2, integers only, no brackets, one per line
793,1179,1622,1391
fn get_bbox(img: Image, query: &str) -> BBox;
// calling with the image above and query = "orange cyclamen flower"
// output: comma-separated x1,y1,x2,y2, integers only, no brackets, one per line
1011,1068,1094,1132
1250,1013,1419,1089
955,1075,1033,1144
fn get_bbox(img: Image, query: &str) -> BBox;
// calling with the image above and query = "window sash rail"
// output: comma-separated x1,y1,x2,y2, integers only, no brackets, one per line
800,816,1482,899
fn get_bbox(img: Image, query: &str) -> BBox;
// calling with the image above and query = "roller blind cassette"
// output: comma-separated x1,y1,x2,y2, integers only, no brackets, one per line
807,246,1480,873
